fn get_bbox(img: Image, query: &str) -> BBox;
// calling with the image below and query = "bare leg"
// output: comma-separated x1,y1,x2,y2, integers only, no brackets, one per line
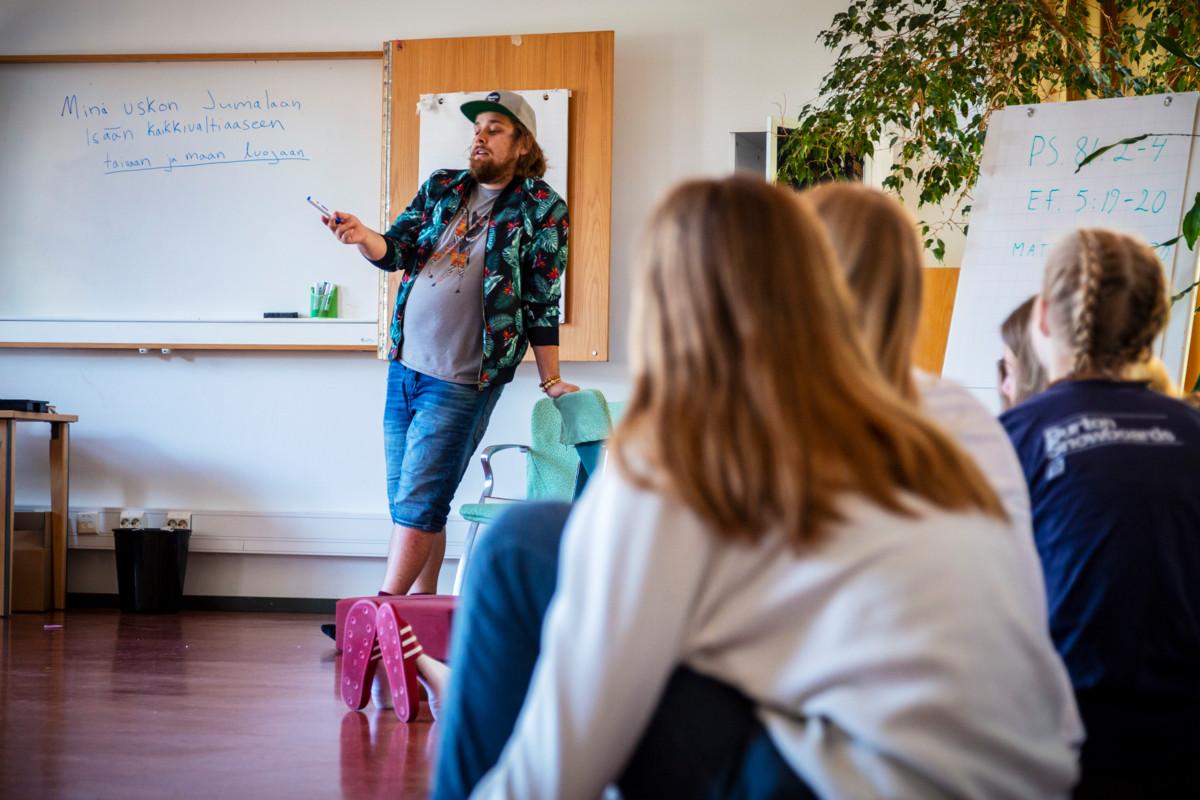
380,523,435,596
412,530,446,594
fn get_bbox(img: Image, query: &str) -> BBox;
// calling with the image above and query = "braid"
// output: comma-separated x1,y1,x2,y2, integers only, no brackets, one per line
1112,237,1169,370
1043,228,1169,380
1070,230,1103,375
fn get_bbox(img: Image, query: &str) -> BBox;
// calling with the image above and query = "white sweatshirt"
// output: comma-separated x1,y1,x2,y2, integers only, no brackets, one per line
473,469,1082,800
917,371,1047,619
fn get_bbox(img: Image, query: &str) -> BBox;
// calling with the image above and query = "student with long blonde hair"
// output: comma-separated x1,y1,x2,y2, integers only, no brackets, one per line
999,296,1049,409
1122,354,1177,395
1002,228,1200,797
805,182,1043,606
429,175,1079,799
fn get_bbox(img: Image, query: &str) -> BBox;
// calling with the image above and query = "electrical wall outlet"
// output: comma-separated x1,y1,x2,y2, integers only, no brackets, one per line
166,511,192,531
76,511,100,535
119,509,148,529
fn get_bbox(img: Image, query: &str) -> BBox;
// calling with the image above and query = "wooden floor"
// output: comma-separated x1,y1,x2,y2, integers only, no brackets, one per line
0,610,436,799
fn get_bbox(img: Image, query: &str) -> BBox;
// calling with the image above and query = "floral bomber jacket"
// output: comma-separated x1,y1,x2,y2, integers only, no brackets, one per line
370,168,569,389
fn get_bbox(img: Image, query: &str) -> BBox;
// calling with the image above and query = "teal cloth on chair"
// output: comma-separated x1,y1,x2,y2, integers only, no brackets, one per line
527,397,579,501
554,389,614,446
556,391,625,495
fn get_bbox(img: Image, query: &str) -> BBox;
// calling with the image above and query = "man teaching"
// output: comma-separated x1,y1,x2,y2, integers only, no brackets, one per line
322,90,576,597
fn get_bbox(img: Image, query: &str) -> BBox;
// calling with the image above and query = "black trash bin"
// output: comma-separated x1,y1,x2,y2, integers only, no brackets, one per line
113,528,191,613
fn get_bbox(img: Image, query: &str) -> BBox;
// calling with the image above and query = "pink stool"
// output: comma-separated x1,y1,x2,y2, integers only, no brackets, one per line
334,595,456,661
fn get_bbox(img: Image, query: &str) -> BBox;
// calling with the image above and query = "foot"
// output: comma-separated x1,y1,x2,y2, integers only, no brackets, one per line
415,654,450,722
320,623,336,641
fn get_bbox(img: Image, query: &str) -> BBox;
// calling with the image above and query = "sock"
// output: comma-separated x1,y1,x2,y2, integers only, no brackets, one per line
372,667,394,710
417,674,441,721
320,623,336,641
377,591,394,597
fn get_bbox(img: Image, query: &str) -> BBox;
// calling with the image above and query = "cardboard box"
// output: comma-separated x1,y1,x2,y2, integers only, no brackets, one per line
13,511,52,612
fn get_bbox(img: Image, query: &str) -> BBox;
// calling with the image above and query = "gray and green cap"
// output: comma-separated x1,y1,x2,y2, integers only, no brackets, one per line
461,90,538,139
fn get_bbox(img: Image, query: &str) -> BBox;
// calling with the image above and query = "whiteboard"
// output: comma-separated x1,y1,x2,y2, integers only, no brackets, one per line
943,92,1200,398
0,57,383,347
417,89,569,321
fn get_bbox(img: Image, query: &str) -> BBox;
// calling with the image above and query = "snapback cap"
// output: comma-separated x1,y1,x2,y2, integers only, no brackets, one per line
461,90,537,139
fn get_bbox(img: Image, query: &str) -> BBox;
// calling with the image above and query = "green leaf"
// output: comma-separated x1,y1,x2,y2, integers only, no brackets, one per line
1074,134,1151,173
931,239,946,263
1183,193,1200,251
1153,33,1200,70
1170,278,1200,305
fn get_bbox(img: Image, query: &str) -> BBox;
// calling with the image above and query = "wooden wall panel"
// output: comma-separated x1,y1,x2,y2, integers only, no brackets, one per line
1187,310,1200,394
914,268,960,375
383,32,613,362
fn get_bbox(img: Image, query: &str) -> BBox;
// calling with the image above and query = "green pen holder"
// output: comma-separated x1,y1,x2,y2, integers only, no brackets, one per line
310,285,339,318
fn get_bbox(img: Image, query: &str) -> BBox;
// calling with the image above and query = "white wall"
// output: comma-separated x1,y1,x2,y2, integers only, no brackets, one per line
1,0,847,598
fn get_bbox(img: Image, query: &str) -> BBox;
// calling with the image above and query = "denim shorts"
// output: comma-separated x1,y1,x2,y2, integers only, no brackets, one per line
383,360,505,532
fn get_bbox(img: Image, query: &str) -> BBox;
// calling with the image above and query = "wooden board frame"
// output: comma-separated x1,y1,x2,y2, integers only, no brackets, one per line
0,50,383,352
380,32,613,362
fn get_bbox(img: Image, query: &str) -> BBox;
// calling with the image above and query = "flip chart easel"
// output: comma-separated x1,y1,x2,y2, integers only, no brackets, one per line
942,92,1200,401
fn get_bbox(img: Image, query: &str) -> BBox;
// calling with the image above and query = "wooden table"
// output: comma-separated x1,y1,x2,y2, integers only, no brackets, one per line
0,411,77,616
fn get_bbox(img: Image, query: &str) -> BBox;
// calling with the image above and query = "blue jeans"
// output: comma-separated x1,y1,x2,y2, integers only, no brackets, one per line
383,361,504,532
432,502,815,800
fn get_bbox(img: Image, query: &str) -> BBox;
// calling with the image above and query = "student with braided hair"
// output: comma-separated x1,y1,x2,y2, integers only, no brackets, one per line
1001,228,1200,797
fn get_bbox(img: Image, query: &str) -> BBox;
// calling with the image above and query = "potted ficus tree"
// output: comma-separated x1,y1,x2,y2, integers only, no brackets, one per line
781,0,1200,262
783,0,1200,388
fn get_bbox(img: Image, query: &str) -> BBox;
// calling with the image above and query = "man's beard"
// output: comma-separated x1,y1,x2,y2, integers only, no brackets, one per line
469,154,517,184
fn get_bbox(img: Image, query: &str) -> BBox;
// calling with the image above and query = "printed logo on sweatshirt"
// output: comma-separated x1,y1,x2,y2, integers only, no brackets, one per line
1042,413,1178,478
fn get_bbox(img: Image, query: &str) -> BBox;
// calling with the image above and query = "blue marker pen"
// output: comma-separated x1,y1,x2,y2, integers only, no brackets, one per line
307,196,344,224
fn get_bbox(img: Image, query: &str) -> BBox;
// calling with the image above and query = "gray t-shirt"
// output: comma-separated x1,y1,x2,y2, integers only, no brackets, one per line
400,185,503,384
